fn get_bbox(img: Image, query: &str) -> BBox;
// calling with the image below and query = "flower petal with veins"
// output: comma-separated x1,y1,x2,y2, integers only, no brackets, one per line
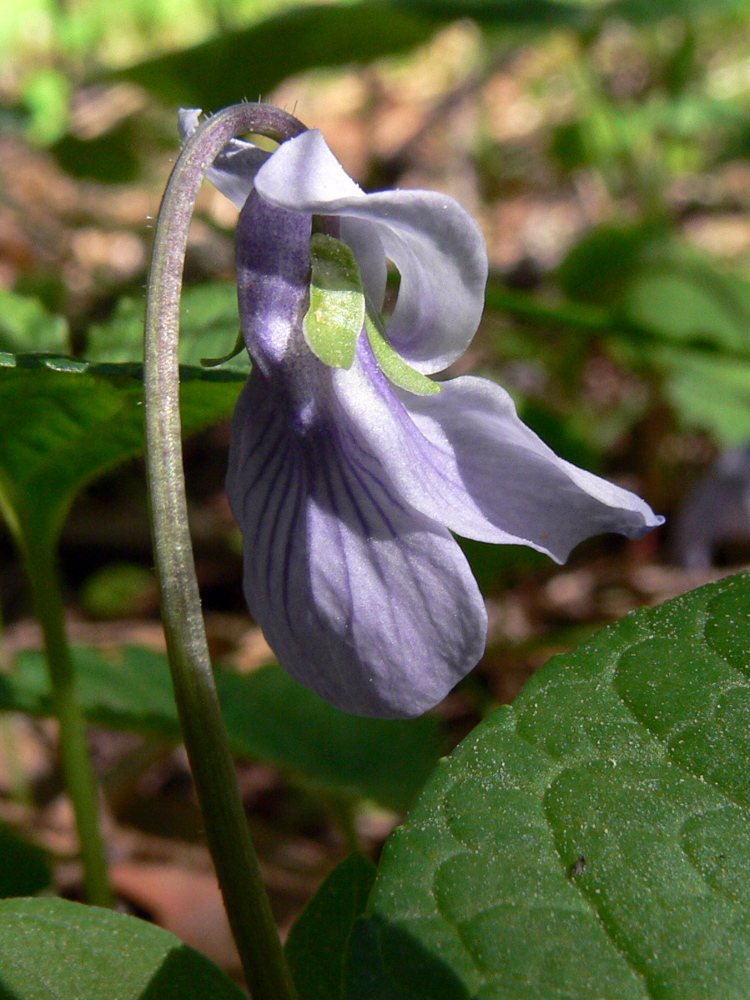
333,338,661,563
226,372,487,718
186,107,664,717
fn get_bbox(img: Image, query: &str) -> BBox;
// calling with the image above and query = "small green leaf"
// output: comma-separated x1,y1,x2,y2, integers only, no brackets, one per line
81,563,158,619
364,315,440,396
0,646,440,811
623,267,750,354
304,234,366,369
0,824,51,898
112,2,441,110
200,329,247,368
287,854,376,1000
22,67,71,146
0,289,69,355
347,573,750,998
0,897,246,999
659,348,750,445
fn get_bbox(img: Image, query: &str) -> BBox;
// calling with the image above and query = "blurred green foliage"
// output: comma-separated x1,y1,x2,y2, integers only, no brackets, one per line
3,0,750,613
2,0,750,933
1,1,750,992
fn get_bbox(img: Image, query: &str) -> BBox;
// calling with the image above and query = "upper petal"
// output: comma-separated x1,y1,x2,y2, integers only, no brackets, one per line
179,107,271,210
333,341,664,563
226,369,487,718
254,129,487,373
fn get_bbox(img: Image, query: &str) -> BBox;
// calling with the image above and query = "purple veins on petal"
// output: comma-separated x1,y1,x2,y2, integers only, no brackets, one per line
332,337,664,564
185,106,664,718
226,371,487,719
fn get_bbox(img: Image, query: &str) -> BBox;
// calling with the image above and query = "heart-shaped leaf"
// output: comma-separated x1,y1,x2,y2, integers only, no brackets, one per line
0,897,246,999
345,573,750,998
0,283,247,557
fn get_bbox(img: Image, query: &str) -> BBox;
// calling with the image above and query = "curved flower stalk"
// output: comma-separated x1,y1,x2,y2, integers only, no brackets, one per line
181,110,663,720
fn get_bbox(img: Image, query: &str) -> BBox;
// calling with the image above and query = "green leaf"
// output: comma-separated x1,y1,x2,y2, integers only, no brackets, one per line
0,355,243,555
346,573,750,998
364,316,440,396
0,897,246,999
0,646,440,811
623,268,750,355
0,824,51,898
395,0,588,27
558,223,665,307
0,289,69,355
22,67,71,146
661,350,750,445
86,283,250,373
287,854,376,1000
304,234,365,370
81,562,158,619
111,2,440,110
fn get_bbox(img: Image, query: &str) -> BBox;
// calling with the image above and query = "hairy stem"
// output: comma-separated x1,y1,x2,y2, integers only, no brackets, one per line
144,104,305,1000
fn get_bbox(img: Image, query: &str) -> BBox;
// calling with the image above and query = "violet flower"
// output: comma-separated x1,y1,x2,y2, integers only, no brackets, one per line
181,110,663,719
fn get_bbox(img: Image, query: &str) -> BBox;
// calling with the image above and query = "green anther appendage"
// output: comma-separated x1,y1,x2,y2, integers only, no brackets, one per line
303,232,441,395
364,313,440,396
303,233,365,369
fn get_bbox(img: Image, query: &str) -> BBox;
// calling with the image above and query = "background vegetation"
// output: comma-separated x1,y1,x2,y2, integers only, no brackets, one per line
2,0,750,988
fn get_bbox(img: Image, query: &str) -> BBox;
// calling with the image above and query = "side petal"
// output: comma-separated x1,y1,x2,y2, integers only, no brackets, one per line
226,371,488,719
179,108,270,210
334,343,664,563
254,129,487,373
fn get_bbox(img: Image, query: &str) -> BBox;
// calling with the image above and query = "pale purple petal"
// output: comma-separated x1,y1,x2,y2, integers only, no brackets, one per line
226,371,488,719
333,340,664,563
178,108,270,210
253,129,487,373
339,217,387,310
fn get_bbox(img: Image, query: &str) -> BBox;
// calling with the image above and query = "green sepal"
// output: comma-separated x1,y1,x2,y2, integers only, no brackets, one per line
303,233,366,369
364,313,440,396
200,328,246,368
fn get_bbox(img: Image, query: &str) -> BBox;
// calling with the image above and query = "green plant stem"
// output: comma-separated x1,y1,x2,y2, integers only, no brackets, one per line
24,540,112,907
0,604,31,807
485,282,611,331
144,104,305,1000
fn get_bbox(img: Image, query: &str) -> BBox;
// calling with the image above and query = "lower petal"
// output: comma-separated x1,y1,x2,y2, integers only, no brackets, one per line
226,372,488,719
334,347,663,563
